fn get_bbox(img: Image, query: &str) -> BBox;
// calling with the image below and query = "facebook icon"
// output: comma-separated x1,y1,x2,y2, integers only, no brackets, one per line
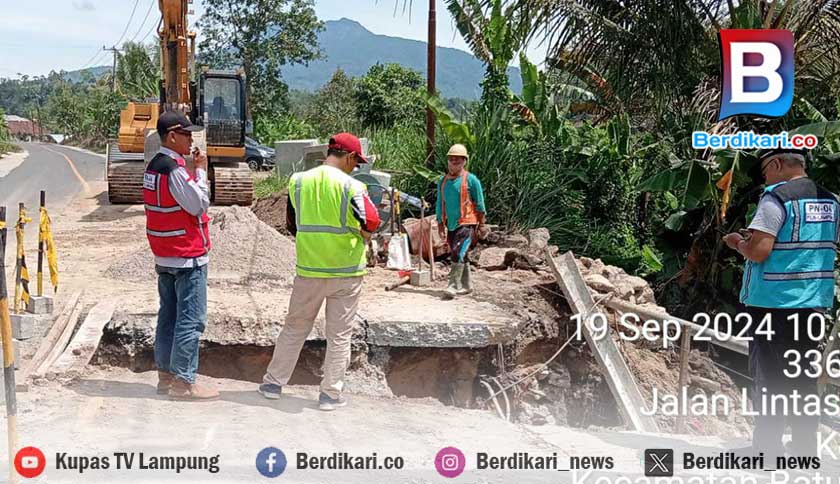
256,447,287,478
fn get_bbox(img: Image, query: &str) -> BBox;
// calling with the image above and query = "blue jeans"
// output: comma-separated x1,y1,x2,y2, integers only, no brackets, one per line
155,264,208,384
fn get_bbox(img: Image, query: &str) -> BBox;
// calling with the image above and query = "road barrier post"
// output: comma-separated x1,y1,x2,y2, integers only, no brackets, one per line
0,206,20,484
13,204,25,314
37,191,45,297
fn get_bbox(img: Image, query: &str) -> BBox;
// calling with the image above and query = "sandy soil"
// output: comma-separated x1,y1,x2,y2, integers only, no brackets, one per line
0,366,780,484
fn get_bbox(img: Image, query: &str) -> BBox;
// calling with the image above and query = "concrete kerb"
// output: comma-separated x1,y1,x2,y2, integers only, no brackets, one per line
27,295,54,315
11,312,37,340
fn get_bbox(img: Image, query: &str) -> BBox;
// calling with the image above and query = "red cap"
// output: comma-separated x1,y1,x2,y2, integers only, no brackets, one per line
329,133,368,164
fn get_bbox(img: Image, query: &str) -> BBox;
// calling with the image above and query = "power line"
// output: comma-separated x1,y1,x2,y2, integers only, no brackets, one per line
114,0,142,47
78,0,141,71
141,16,161,43
128,0,157,44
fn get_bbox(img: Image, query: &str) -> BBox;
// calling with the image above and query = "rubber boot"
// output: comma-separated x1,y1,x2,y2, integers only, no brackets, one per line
457,263,473,295
443,263,464,300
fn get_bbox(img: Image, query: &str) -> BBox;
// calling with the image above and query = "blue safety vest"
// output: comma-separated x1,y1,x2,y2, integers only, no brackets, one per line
741,178,839,309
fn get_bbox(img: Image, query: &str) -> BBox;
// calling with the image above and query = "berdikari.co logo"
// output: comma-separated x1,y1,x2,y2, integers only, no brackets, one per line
692,29,814,150
718,29,794,120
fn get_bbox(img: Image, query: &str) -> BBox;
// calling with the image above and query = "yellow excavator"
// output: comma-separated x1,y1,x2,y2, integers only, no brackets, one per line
107,0,253,206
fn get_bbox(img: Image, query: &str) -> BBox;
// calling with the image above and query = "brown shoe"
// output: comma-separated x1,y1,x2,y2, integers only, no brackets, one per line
157,371,175,395
168,378,220,401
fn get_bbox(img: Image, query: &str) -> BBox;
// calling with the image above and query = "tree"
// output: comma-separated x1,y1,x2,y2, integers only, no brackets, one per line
512,0,840,123
446,0,529,106
304,68,359,135
198,0,324,117
116,41,159,101
354,63,425,129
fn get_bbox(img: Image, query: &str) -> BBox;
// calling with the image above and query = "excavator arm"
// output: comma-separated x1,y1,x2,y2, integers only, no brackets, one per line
159,0,195,112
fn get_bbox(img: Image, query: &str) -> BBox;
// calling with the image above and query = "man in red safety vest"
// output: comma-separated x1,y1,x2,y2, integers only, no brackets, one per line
144,111,218,401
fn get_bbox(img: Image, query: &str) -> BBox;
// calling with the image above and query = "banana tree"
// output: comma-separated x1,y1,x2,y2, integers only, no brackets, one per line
445,0,530,106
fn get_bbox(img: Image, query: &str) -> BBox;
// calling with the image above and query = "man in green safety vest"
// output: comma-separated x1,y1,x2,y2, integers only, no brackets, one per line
723,148,839,458
259,133,381,411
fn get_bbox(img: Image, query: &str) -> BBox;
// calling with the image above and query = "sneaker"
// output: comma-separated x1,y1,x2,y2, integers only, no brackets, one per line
442,286,457,300
259,383,283,400
157,371,175,395
318,393,348,411
168,379,220,401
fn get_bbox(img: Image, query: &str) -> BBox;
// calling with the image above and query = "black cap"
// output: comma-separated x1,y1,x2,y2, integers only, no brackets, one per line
757,148,807,162
750,148,808,181
157,111,203,137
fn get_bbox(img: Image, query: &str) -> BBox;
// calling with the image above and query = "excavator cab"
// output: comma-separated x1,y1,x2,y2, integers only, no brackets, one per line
197,70,247,156
196,69,253,206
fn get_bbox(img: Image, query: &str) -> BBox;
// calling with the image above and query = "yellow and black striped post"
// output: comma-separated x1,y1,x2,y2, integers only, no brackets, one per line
37,191,45,297
0,206,20,484
13,203,30,314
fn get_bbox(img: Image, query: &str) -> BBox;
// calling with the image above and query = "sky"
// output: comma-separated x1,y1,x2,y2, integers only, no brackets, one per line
0,0,548,79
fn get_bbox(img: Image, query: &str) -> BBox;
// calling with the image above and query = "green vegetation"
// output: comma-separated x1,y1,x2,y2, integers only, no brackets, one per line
198,0,324,116
255,173,290,199
0,107,18,155
3,1,839,313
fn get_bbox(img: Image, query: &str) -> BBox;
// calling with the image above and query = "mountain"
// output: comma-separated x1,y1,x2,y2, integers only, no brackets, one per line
58,19,521,100
62,66,111,84
282,19,521,100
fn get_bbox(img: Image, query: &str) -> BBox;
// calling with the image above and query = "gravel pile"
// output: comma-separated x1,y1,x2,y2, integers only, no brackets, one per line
104,206,296,287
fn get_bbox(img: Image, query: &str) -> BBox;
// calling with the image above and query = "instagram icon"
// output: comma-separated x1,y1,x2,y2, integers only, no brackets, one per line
435,447,465,478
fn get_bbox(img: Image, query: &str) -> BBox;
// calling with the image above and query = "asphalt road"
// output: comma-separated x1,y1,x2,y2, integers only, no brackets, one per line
0,142,105,218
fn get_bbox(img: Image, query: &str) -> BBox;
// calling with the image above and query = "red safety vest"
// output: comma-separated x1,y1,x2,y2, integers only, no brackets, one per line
439,170,479,227
143,152,211,258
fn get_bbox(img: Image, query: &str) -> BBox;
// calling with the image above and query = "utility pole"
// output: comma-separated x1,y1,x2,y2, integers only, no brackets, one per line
103,46,120,93
426,0,437,169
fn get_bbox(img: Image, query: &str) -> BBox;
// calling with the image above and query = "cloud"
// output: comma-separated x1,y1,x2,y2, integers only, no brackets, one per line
72,0,95,11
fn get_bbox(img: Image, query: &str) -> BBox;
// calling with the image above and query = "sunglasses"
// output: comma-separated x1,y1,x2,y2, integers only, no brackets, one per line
170,129,193,138
760,157,778,176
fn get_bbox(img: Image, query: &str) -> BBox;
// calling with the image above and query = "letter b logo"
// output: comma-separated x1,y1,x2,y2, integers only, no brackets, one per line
719,29,793,120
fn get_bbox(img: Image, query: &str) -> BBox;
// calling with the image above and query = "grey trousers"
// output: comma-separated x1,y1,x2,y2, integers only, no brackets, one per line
263,275,363,399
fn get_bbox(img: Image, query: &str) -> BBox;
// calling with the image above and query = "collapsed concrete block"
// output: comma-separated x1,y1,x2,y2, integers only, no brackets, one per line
274,139,318,175
11,313,37,340
27,295,54,315
528,228,551,252
477,248,515,271
502,234,529,249
410,270,431,287
583,274,616,294
302,144,329,170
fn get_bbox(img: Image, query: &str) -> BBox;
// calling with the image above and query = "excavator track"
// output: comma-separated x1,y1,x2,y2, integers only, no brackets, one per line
107,141,146,204
212,162,254,206
107,143,254,206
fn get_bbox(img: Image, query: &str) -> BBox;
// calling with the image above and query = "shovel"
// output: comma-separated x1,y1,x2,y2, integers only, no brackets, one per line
386,189,412,270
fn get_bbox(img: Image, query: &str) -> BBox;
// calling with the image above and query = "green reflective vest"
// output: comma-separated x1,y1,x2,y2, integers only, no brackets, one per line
290,165,367,278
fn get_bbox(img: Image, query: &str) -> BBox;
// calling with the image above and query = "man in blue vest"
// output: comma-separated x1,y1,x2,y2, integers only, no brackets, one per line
723,148,839,458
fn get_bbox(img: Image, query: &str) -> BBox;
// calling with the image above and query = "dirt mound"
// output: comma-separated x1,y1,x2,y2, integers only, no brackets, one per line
104,206,296,288
252,191,289,235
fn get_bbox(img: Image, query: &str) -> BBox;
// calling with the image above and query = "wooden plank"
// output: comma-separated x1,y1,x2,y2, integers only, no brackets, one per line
545,250,660,433
49,300,117,375
17,290,83,390
604,298,748,355
31,295,86,377
675,329,692,433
